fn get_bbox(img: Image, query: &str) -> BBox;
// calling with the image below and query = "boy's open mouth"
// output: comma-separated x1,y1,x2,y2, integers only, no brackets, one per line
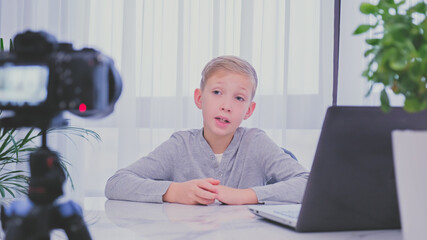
215,117,230,123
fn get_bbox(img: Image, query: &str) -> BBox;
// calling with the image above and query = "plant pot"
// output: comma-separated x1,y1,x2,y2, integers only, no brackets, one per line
392,130,427,240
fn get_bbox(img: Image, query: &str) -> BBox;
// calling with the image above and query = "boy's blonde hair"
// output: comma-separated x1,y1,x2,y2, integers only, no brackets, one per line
200,55,258,100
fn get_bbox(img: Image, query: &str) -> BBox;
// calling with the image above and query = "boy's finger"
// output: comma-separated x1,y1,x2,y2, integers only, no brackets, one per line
198,180,218,193
195,196,215,205
206,178,220,185
196,188,217,201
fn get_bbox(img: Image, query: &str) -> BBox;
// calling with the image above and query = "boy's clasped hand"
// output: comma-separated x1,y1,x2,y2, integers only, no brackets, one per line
162,178,257,205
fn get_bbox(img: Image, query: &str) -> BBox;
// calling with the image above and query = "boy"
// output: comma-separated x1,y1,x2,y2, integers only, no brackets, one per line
105,56,309,205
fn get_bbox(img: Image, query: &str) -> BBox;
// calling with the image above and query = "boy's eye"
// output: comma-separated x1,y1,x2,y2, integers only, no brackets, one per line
213,90,221,95
236,96,245,102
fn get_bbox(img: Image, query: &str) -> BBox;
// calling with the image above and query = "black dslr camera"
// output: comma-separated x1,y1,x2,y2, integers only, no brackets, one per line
0,31,123,240
0,30,122,128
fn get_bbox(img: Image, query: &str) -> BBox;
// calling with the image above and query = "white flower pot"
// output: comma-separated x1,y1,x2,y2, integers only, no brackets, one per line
392,130,427,240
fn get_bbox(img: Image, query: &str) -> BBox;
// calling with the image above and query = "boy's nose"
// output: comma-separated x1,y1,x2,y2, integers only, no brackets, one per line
221,106,231,112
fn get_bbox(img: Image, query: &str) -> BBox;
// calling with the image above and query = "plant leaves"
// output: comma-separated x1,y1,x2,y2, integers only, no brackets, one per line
366,38,381,46
354,24,375,35
0,111,100,197
388,23,410,42
380,89,391,112
360,3,379,15
364,48,375,57
365,83,375,97
9,39,14,52
380,0,398,8
390,57,407,71
0,186,5,198
4,187,16,197
404,97,427,112
407,2,427,15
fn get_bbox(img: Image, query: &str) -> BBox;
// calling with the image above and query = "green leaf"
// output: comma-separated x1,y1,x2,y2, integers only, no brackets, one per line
407,2,427,15
9,39,14,52
366,38,381,46
396,0,406,8
421,18,427,41
389,57,407,71
354,24,375,35
362,69,370,78
364,48,376,57
365,83,375,97
4,187,16,198
0,38,4,51
0,186,5,198
408,59,422,77
0,131,13,154
381,0,397,8
380,89,391,112
404,97,427,112
388,23,410,42
360,3,379,15
378,0,396,14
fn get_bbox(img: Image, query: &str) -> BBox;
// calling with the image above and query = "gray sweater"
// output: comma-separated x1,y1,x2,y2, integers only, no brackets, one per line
105,127,309,204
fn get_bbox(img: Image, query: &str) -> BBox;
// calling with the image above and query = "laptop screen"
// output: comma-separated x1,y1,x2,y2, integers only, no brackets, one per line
296,106,427,232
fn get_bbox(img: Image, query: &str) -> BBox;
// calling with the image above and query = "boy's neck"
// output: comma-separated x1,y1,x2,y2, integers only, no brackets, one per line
203,130,234,154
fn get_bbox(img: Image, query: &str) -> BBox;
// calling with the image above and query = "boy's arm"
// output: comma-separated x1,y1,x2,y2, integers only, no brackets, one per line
243,129,309,204
105,168,172,203
105,136,178,203
253,150,309,204
215,185,258,205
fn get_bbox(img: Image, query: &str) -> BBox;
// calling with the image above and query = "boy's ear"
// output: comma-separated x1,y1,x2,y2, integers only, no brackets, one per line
243,101,256,120
194,88,203,109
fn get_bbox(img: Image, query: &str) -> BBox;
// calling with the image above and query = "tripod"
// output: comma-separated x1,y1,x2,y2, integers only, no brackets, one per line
0,129,91,240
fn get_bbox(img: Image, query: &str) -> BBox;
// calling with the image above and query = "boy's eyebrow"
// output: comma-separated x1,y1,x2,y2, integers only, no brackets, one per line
208,81,225,86
238,87,251,93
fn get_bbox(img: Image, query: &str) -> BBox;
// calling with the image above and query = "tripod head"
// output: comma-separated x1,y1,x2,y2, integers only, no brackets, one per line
28,131,65,205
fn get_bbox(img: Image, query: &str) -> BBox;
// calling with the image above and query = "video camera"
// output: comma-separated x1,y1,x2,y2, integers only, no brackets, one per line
0,30,123,240
0,30,122,128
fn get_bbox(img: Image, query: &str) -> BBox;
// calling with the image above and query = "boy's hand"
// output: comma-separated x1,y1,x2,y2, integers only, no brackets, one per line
163,178,220,205
215,185,258,205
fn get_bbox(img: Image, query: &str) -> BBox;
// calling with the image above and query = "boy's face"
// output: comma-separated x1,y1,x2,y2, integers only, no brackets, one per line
194,70,256,142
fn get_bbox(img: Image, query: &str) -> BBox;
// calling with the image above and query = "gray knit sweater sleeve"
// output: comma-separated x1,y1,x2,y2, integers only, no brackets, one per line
104,134,179,203
246,129,309,204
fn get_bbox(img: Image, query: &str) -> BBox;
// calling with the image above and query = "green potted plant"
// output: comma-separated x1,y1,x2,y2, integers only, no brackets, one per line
354,1,427,239
0,125,100,198
354,0,427,112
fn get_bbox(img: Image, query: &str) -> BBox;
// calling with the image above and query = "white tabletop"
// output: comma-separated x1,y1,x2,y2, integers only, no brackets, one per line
46,197,403,240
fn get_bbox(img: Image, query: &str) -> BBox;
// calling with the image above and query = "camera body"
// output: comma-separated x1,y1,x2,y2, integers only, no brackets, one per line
0,31,122,128
0,30,122,239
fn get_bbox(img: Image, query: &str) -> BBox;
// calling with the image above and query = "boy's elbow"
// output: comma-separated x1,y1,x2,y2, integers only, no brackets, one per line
104,175,119,200
104,183,113,200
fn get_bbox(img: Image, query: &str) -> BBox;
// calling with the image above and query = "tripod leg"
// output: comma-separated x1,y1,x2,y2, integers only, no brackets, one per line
56,201,92,240
1,198,50,240
2,199,30,240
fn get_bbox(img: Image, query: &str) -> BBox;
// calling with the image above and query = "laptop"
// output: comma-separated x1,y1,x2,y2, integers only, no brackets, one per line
249,106,427,232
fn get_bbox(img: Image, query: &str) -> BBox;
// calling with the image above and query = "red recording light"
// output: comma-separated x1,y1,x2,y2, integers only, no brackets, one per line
79,103,87,112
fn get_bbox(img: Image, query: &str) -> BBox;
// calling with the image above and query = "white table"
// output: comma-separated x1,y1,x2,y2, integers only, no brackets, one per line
48,197,402,240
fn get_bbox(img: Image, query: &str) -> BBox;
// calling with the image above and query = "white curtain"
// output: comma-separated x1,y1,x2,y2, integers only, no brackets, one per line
0,0,334,199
